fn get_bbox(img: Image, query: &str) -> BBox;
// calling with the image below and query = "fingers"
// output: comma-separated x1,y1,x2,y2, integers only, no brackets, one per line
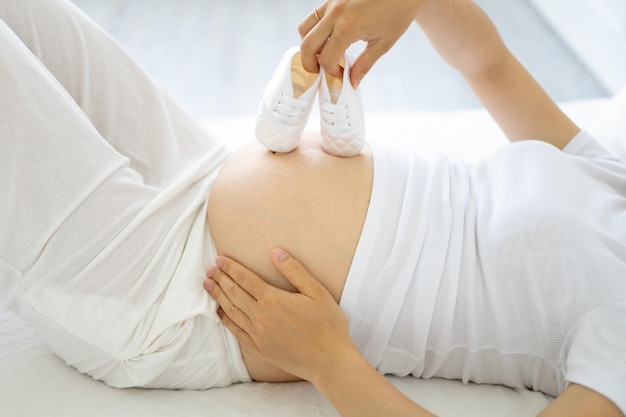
317,35,353,79
204,270,254,332
270,249,326,297
214,256,268,301
298,7,323,39
350,40,390,88
215,307,258,354
299,2,361,80
300,3,357,77
301,9,354,79
299,3,329,73
300,25,330,73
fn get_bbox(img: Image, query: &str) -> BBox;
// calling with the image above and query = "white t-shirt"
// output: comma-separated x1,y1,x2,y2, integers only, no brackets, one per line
341,131,626,412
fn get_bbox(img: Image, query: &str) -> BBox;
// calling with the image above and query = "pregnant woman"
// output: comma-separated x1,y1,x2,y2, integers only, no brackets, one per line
207,1,626,417
1,1,624,417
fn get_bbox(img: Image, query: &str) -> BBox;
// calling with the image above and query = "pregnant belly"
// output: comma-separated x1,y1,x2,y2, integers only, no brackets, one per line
206,133,373,303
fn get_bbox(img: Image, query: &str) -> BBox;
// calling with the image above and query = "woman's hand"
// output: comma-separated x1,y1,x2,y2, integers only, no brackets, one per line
298,0,428,88
205,249,435,417
204,248,357,383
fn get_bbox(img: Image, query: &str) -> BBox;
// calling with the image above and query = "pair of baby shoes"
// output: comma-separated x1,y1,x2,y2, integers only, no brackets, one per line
256,46,365,157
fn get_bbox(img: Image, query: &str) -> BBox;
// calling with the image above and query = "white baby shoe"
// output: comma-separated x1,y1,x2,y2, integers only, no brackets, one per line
318,53,365,157
256,47,322,153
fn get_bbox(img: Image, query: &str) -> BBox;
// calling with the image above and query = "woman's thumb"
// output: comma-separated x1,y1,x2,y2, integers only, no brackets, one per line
271,248,321,295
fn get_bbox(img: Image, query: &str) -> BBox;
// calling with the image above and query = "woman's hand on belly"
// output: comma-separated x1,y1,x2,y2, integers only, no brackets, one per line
205,251,436,417
204,249,356,383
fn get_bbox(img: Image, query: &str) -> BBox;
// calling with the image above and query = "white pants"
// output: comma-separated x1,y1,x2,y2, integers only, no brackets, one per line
0,0,250,389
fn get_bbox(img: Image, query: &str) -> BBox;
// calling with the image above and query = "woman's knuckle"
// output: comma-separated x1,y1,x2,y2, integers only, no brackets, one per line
255,315,271,333
260,292,279,308
328,0,347,16
226,304,238,318
225,284,238,299
284,261,305,278
297,21,307,36
300,38,314,54
317,53,330,67
332,20,352,39
234,270,247,286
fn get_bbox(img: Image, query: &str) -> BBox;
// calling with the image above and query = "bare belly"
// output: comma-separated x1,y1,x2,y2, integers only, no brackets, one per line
207,133,373,303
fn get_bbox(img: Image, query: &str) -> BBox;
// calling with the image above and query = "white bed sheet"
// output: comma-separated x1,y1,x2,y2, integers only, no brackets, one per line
0,97,613,417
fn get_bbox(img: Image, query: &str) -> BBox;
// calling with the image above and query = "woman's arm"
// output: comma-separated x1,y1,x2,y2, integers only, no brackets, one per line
539,384,624,417
205,250,435,417
206,251,624,417
300,0,579,148
414,0,579,148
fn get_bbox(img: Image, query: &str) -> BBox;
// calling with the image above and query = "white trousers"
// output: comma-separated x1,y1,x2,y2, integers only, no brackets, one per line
0,0,250,389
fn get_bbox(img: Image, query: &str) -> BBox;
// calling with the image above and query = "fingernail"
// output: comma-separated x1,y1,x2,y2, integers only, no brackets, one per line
204,279,215,291
272,248,288,262
206,267,216,278
217,308,225,319
215,257,224,268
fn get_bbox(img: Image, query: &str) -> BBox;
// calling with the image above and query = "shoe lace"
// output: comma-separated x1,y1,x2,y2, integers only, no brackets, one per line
272,91,308,125
321,103,352,132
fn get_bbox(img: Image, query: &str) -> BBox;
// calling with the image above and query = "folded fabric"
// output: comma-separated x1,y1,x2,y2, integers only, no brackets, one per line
590,84,626,161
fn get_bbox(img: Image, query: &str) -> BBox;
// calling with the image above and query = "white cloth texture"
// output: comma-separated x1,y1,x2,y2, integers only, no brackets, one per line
341,131,626,413
0,0,250,389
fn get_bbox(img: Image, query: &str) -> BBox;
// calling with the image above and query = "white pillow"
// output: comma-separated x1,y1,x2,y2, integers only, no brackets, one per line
589,85,626,161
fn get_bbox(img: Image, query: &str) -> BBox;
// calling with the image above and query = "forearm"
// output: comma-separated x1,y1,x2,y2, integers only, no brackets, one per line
207,253,437,416
463,51,579,147
415,0,579,147
538,384,624,417
312,347,436,417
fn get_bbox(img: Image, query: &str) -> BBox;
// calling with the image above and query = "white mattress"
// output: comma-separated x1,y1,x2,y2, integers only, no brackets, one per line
0,97,613,417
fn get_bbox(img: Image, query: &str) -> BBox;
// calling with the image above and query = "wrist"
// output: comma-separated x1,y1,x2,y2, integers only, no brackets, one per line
309,344,366,388
310,345,437,417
